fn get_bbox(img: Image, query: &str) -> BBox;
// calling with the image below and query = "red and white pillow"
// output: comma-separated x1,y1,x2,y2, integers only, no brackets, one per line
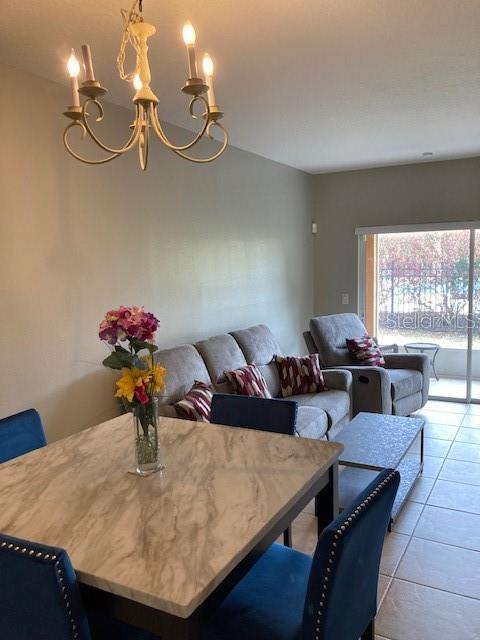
174,381,213,422
346,336,385,367
274,354,327,398
225,364,271,398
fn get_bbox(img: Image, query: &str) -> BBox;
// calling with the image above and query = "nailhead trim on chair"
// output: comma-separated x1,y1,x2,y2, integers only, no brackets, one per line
313,470,397,640
0,538,79,639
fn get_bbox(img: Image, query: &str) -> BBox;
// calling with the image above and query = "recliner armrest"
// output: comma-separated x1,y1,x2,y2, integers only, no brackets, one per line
383,353,428,371
331,365,392,416
383,353,430,405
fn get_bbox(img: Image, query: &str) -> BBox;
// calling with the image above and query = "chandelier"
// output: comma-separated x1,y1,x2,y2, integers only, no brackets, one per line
62,0,228,170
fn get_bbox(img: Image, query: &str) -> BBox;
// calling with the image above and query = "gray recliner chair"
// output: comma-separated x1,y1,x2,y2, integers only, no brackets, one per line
305,313,429,417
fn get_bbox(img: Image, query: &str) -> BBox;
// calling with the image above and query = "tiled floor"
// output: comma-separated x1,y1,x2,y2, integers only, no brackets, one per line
289,400,480,640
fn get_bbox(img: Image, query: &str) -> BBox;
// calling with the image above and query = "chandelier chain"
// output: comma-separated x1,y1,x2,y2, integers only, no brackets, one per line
117,0,143,82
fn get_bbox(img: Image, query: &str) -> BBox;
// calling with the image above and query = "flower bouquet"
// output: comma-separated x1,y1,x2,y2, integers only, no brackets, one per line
99,306,166,475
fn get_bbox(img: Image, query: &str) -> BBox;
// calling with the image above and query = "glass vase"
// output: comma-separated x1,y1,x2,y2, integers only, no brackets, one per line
132,397,163,476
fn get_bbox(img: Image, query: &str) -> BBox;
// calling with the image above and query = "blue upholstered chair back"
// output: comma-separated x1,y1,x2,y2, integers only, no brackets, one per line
0,533,91,640
0,408,47,463
211,394,298,435
303,468,400,640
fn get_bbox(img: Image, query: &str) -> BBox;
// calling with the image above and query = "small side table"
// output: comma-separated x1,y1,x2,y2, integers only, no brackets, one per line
404,342,440,381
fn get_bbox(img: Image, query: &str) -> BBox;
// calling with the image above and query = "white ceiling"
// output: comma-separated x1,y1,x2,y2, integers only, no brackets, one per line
2,0,480,173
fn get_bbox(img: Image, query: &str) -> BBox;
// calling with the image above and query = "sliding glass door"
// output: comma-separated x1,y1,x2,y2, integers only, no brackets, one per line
359,224,478,403
471,230,480,401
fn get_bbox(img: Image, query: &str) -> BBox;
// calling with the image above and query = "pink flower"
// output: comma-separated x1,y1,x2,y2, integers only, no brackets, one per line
98,306,160,345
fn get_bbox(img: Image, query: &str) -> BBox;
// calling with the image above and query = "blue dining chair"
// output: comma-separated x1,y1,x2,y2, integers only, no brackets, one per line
0,408,47,463
210,393,298,435
0,533,92,640
0,533,159,640
204,468,400,640
211,393,298,546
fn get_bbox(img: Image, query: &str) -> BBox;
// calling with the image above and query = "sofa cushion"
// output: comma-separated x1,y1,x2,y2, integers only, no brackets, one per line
389,369,423,401
257,363,281,398
231,325,282,365
288,390,350,429
393,391,423,416
196,334,247,385
154,344,211,404
275,354,326,397
174,381,213,422
295,406,328,439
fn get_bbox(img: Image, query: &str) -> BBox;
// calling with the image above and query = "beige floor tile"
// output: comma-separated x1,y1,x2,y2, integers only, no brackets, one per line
396,537,480,599
448,441,480,463
379,532,410,576
415,411,464,426
462,414,480,428
409,476,435,503
414,505,480,551
376,578,480,640
424,423,459,440
428,479,480,514
391,500,424,535
291,511,317,555
423,400,469,414
303,498,315,515
421,455,444,478
465,404,480,416
456,427,480,444
378,574,391,607
439,459,480,486
409,437,451,457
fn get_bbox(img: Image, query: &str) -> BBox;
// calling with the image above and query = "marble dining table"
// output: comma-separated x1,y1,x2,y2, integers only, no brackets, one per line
0,414,342,639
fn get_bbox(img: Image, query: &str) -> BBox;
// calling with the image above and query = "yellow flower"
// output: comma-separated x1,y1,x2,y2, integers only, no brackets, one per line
115,367,150,402
151,363,166,393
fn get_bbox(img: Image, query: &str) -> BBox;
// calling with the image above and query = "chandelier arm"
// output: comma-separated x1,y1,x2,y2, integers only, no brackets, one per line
149,98,211,151
80,100,144,155
63,122,122,164
170,121,229,163
138,119,149,170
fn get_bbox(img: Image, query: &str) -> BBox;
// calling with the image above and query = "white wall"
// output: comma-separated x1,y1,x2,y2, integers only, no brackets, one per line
0,63,315,441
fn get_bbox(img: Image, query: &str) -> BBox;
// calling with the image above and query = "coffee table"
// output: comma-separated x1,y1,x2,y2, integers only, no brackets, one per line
332,412,424,522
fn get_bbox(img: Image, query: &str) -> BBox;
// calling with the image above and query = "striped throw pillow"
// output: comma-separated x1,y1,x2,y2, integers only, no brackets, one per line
275,354,327,397
225,364,271,398
174,381,213,422
346,336,385,367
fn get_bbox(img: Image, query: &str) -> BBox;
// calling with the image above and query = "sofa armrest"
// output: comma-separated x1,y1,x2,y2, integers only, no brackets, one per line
332,365,392,416
322,369,352,393
322,369,353,421
383,353,430,405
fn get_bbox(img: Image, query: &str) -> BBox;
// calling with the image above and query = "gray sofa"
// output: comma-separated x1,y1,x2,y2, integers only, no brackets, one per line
155,324,352,439
305,314,429,417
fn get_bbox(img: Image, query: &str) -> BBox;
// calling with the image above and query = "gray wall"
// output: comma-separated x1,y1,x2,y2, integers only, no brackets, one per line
314,158,480,315
0,63,315,441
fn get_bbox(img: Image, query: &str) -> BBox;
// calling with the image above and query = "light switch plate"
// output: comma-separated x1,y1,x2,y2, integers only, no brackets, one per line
341,293,349,305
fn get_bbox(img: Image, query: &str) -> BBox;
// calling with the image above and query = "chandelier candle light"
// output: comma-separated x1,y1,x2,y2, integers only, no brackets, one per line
63,0,228,170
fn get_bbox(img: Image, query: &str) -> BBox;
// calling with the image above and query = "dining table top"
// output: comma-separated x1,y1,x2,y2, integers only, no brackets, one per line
0,414,342,618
